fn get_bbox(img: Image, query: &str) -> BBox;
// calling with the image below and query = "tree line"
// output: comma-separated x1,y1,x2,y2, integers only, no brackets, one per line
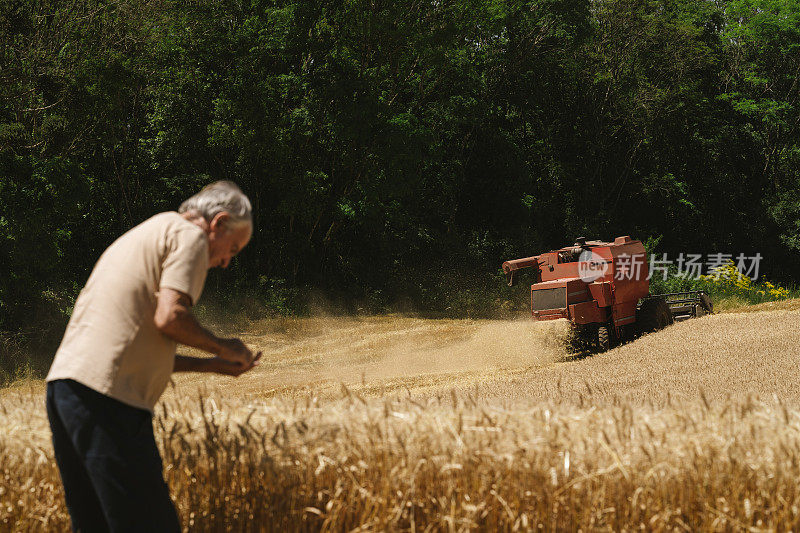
1,0,799,336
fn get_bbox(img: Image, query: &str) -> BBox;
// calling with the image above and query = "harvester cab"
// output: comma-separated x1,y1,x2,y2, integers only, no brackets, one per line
503,236,712,351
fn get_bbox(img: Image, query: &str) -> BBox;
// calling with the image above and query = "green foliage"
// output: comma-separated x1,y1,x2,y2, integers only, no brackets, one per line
1,0,800,349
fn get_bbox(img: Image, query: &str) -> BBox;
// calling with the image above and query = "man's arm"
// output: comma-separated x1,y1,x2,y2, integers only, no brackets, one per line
173,354,261,376
154,288,254,365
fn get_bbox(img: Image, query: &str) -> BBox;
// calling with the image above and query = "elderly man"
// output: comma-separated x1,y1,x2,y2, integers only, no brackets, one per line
45,181,260,532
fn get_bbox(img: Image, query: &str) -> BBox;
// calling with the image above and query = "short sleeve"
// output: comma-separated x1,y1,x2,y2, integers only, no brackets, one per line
159,228,209,305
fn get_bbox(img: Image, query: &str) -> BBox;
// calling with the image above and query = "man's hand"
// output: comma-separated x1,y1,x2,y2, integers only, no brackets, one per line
173,352,262,376
154,288,257,362
216,337,255,366
209,352,262,377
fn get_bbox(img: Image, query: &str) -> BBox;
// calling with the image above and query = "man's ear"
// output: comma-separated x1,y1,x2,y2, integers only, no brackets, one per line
209,212,230,233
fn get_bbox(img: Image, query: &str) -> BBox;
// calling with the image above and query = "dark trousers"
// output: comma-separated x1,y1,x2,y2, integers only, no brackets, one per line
46,379,181,532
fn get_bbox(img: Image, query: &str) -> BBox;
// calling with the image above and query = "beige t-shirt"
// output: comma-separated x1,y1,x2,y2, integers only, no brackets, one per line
46,212,209,412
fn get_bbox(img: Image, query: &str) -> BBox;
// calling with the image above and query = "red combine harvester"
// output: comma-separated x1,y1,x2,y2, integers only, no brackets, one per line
502,236,713,351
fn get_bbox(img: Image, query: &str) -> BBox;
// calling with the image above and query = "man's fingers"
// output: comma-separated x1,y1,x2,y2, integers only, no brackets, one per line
235,339,255,363
212,351,260,377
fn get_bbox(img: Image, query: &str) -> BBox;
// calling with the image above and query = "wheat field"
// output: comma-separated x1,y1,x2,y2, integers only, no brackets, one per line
4,305,800,531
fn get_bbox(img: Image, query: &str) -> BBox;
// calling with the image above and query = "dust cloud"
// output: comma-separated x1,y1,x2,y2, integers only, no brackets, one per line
174,316,572,398
333,318,571,383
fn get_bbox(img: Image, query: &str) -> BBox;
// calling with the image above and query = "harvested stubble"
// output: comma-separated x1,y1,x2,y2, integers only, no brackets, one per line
3,385,800,531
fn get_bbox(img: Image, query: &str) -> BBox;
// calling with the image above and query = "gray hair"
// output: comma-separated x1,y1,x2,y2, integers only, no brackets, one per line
179,181,252,228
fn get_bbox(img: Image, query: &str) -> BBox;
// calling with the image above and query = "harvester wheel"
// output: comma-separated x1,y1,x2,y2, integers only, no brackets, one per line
699,293,714,315
662,301,674,327
637,297,672,336
597,325,611,352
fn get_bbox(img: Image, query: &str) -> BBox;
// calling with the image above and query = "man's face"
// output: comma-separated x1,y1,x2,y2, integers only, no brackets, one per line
207,213,252,269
